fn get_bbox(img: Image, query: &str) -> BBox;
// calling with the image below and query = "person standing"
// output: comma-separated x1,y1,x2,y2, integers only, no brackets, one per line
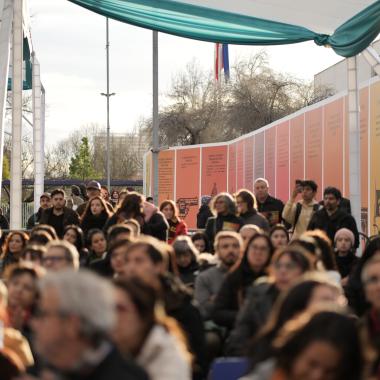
308,187,359,248
26,192,51,230
254,178,284,227
282,180,320,240
39,189,79,238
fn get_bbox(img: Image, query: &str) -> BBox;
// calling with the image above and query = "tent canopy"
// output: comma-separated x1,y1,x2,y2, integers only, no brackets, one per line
68,0,380,57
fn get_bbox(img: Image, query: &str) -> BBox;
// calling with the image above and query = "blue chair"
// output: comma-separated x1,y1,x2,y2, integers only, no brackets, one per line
209,357,249,380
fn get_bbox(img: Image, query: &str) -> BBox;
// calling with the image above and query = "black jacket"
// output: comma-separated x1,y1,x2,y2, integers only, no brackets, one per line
160,274,206,378
256,195,284,227
225,282,279,356
307,208,359,248
197,205,213,229
104,211,169,241
336,252,358,279
27,208,43,230
80,213,109,236
205,214,244,248
54,347,148,380
39,207,80,238
240,210,270,232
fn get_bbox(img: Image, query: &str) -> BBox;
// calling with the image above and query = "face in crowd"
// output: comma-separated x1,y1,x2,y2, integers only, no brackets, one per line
51,193,65,211
90,198,105,216
216,236,241,268
40,196,51,210
324,193,340,213
254,180,269,201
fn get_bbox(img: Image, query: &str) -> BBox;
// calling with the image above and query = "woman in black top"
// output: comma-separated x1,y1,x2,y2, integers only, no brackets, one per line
80,196,112,237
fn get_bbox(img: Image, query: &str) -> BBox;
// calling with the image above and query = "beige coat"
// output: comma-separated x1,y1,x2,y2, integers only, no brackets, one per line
137,324,191,380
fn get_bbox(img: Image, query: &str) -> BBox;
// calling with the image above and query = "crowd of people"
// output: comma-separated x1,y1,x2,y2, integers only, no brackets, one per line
0,177,378,380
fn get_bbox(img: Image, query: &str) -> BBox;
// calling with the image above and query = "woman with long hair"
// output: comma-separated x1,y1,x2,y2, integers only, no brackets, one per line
205,192,244,248
0,232,29,276
63,225,89,266
113,276,192,380
80,195,112,236
212,233,274,329
160,200,188,244
269,224,290,250
85,229,107,265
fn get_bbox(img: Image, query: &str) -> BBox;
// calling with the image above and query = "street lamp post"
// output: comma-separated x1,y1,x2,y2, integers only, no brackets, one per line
100,17,115,191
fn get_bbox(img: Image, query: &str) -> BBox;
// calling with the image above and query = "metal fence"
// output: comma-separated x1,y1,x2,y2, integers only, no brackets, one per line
1,203,34,229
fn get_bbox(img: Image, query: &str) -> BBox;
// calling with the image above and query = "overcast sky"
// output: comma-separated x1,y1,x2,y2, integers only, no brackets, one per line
28,0,343,146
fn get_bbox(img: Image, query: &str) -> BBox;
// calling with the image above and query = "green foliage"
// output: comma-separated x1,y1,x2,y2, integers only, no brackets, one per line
2,155,9,179
69,137,99,180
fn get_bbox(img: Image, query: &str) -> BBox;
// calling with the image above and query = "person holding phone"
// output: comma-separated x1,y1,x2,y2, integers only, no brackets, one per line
282,180,320,240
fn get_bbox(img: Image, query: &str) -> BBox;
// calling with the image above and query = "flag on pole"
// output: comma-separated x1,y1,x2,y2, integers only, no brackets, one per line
214,43,230,82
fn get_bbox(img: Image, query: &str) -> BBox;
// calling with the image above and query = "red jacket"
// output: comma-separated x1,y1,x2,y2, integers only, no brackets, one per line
168,219,188,244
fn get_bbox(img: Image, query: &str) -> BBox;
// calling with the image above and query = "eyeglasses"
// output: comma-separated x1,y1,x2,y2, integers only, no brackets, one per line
273,262,299,271
42,256,68,264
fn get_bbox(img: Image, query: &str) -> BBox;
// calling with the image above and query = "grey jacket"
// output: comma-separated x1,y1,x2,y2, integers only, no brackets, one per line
194,265,228,320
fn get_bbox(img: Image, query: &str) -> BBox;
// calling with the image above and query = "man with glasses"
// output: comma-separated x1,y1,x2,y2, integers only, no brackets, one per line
32,270,148,380
42,241,80,271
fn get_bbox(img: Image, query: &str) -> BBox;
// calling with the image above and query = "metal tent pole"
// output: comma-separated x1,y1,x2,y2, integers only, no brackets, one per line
10,0,23,229
32,52,44,212
152,30,159,204
347,56,361,233
0,0,13,202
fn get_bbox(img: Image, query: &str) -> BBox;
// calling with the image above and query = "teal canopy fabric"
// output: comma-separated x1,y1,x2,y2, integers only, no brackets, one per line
67,0,380,57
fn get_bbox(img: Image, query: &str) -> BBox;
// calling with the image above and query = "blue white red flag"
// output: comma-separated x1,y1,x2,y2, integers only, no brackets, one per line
214,43,230,82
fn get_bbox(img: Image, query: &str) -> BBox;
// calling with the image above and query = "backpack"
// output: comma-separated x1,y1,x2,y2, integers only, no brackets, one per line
293,202,320,230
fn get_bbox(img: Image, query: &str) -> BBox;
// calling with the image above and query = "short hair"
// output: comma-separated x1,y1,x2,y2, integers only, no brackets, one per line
172,236,198,258
22,245,47,261
126,236,168,267
235,189,257,211
240,224,264,235
108,238,134,257
107,224,133,243
5,262,45,284
302,180,318,193
29,230,53,246
39,270,116,339
214,231,243,252
124,219,141,237
45,241,80,270
254,178,269,187
323,187,342,200
50,189,65,198
361,252,380,284
31,224,58,240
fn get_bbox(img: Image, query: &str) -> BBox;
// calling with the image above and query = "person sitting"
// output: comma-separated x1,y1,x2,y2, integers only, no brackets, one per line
172,236,200,287
241,309,363,380
0,232,29,276
226,244,314,355
195,231,242,321
334,228,358,286
86,229,107,265
212,233,273,329
160,200,188,244
113,277,192,380
32,270,148,380
191,232,211,254
62,225,89,266
269,224,290,250
21,245,46,267
236,189,269,232
41,240,79,272
205,192,244,249
239,224,263,246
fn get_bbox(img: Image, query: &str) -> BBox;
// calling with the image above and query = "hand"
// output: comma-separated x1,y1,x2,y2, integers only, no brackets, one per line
291,185,301,200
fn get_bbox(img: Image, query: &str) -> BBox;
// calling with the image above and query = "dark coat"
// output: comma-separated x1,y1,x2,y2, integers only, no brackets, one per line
39,207,79,238
240,210,270,232
336,252,358,279
256,195,284,227
104,211,169,242
88,253,113,278
160,274,206,377
205,214,244,248
197,205,213,229
225,282,279,356
57,347,148,380
212,262,267,329
27,208,43,230
307,208,359,248
80,213,109,236
0,214,9,230
178,260,199,287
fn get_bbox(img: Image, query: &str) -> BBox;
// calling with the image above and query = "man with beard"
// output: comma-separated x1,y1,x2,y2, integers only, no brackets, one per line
194,231,243,320
308,186,359,248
